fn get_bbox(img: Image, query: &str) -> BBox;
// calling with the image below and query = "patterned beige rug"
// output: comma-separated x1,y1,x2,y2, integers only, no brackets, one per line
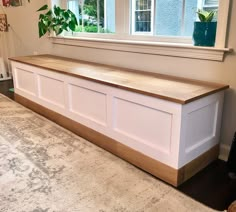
0,94,217,212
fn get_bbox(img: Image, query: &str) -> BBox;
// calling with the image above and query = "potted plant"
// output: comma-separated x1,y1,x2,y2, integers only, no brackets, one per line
193,9,217,47
37,4,78,38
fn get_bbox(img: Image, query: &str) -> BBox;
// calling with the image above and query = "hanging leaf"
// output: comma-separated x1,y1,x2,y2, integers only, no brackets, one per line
38,21,47,37
62,23,69,31
37,4,48,12
54,6,60,16
63,11,69,19
68,21,76,31
56,27,63,35
45,10,52,16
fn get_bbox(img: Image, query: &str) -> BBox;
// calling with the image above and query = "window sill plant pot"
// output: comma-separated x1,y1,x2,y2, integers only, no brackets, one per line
193,9,217,47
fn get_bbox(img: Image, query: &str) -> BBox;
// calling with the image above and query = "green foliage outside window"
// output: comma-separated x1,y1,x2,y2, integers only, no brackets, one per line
78,0,107,33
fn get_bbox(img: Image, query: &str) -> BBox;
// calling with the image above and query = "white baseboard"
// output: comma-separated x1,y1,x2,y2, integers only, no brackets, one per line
219,144,231,161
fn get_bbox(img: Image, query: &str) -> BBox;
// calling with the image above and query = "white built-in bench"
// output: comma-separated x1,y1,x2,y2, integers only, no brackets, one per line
10,54,229,186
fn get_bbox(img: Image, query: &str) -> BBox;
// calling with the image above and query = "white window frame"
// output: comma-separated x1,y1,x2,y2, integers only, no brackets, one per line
51,0,231,61
104,0,107,30
203,0,219,8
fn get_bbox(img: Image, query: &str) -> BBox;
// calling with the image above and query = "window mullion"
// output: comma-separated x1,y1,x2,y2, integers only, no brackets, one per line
104,0,107,30
153,0,156,35
124,0,130,35
131,0,135,35
115,0,129,36
180,0,186,36
151,0,154,35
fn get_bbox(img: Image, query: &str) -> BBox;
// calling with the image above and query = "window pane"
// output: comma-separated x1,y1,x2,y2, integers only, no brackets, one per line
105,0,115,32
135,11,151,32
183,0,198,36
134,0,152,33
154,0,218,37
155,0,183,36
148,0,151,9
205,0,218,6
67,0,115,33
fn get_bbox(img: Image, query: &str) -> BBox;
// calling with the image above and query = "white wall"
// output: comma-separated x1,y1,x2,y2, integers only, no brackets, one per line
2,0,236,157
0,0,51,57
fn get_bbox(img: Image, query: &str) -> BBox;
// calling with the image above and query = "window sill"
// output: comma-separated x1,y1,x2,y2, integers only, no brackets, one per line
50,36,232,62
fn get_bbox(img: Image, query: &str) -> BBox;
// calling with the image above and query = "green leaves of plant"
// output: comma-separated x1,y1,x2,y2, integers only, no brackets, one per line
206,11,215,22
196,9,217,22
37,4,78,38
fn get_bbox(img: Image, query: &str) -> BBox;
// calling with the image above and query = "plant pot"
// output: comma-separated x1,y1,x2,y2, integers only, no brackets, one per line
192,22,217,47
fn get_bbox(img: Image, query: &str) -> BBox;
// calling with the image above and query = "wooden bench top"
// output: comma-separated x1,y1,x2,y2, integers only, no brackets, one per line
9,54,229,104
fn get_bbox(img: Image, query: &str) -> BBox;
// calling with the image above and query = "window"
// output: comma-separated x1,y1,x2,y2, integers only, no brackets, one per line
55,0,230,61
131,0,218,37
65,0,225,40
132,0,153,34
67,0,115,33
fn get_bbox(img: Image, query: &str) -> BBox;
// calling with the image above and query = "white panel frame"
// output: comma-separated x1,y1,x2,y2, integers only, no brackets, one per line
68,83,108,127
38,74,65,109
13,67,37,97
109,89,182,168
112,97,173,154
178,91,224,167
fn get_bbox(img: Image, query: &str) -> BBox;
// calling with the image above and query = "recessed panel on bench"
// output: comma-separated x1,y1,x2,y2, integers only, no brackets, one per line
185,101,218,153
113,97,172,153
15,68,36,96
38,75,65,108
68,84,107,126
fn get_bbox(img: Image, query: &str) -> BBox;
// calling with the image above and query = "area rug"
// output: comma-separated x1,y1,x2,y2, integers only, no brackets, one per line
0,94,217,212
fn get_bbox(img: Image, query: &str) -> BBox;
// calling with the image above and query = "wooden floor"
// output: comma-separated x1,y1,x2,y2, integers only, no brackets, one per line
1,80,236,211
179,159,236,210
0,80,14,100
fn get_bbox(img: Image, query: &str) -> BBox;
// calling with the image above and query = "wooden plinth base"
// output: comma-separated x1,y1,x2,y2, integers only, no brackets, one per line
15,93,219,187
